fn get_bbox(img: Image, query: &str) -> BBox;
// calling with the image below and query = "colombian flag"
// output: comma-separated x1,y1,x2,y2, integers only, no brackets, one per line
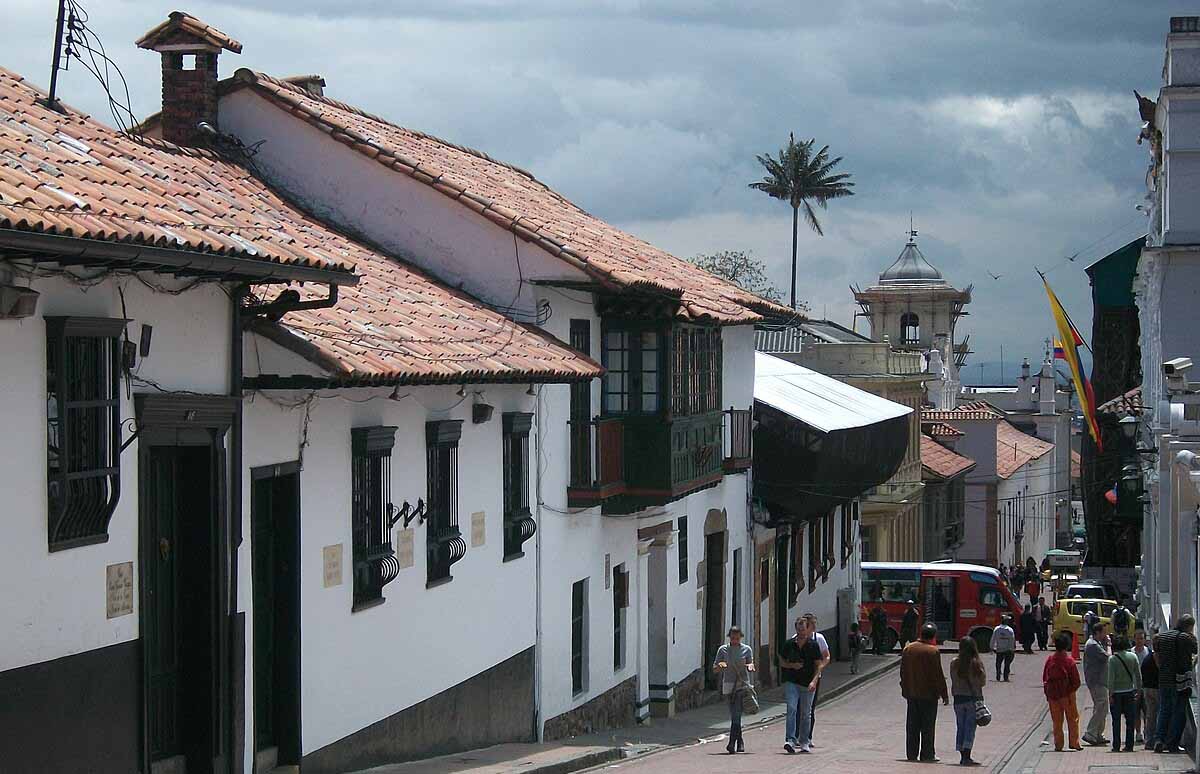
1053,339,1065,360
1043,278,1101,451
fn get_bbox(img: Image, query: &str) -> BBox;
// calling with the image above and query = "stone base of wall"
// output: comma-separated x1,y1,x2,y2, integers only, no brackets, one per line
301,647,535,774
544,676,638,740
672,668,707,714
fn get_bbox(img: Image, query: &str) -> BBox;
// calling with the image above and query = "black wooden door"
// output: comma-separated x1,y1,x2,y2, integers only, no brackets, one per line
251,468,302,765
145,446,180,761
703,532,725,690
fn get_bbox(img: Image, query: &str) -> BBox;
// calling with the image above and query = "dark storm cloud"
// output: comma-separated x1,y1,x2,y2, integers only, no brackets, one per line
4,0,1191,362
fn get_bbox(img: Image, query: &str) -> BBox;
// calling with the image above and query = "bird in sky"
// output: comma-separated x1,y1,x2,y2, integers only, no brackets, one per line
987,271,1003,280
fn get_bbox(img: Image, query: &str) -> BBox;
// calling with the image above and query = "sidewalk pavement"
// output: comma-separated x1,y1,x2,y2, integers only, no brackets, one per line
353,653,900,774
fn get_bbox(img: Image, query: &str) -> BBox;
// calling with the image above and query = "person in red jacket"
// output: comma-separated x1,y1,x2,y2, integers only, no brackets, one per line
1043,630,1084,751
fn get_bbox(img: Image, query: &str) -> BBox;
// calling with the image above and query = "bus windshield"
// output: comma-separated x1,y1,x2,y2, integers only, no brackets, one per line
863,568,921,603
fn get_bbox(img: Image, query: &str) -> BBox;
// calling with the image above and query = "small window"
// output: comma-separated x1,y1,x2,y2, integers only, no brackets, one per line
980,587,1006,608
613,565,627,671
572,578,588,694
502,413,535,559
46,316,125,551
427,420,466,585
602,325,662,414
900,312,920,345
181,53,198,70
759,555,771,599
677,515,689,583
351,426,398,610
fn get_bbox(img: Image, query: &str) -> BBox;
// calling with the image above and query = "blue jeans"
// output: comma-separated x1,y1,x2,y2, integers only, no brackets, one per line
1156,685,1189,748
954,698,977,751
1109,691,1137,751
784,681,800,742
795,686,815,748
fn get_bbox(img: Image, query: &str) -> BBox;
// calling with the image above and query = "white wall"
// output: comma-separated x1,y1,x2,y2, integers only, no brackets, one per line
0,275,230,673
241,348,539,758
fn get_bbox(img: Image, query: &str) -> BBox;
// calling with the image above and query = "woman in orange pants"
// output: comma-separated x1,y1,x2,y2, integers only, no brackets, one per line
1043,631,1083,751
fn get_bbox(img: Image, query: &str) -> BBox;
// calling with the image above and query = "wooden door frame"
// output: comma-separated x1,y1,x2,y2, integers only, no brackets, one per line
249,461,303,771
136,394,237,774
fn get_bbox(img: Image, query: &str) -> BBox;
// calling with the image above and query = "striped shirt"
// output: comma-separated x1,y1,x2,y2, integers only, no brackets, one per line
1154,630,1198,690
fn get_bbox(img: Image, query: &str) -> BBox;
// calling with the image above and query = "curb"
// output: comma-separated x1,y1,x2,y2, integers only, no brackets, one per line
525,747,625,774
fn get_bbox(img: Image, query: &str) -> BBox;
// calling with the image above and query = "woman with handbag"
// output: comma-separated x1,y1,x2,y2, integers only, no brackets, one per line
713,626,756,754
950,636,987,766
1106,635,1142,752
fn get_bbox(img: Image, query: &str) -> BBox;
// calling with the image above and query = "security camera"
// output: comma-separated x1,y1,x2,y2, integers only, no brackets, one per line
1164,357,1193,376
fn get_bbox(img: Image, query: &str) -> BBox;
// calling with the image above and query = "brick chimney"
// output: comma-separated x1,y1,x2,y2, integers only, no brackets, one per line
136,12,242,146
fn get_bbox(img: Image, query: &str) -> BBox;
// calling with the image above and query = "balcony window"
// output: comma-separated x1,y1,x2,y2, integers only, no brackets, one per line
671,326,722,416
46,317,125,551
502,412,536,559
351,426,398,610
602,328,660,413
426,420,466,585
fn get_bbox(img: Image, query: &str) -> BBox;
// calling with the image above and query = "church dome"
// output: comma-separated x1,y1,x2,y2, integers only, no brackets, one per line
878,235,946,286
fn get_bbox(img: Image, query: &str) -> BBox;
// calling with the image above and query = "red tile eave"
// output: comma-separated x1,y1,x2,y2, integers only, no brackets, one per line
229,69,789,326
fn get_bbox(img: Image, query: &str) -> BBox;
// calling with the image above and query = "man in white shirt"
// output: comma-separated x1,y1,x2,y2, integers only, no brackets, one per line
802,613,832,743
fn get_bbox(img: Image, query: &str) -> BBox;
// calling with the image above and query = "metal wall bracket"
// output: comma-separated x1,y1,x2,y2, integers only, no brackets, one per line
389,499,426,530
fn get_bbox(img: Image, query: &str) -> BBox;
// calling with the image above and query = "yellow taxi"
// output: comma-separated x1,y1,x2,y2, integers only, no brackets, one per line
1053,598,1134,639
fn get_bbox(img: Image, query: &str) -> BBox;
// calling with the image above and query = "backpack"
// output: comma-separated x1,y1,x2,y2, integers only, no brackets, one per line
1043,656,1074,700
1112,607,1130,633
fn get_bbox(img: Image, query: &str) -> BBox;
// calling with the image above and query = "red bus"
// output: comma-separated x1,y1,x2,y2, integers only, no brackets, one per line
861,562,1024,652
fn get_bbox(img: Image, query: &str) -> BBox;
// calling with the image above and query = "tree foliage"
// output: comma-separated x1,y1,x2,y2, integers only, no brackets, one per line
690,250,786,305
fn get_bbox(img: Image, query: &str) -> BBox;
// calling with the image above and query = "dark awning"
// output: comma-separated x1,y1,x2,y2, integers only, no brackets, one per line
752,353,912,525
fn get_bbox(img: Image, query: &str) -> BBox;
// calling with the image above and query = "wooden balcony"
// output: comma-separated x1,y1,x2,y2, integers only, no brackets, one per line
567,417,626,507
604,410,724,514
723,407,753,472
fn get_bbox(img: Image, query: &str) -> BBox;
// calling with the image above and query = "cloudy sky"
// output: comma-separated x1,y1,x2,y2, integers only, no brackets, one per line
5,1,1183,378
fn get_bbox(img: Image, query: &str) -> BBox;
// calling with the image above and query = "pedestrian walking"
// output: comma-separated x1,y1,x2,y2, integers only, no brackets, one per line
901,600,920,648
1107,634,1142,753
801,612,831,743
1139,630,1159,750
1152,613,1197,754
870,604,888,655
1019,604,1037,654
1082,622,1111,746
990,615,1016,682
849,621,863,675
1036,597,1052,651
1132,629,1153,745
1025,576,1040,604
900,623,949,763
777,617,822,754
1111,601,1132,638
950,636,986,766
1043,630,1083,751
712,625,755,754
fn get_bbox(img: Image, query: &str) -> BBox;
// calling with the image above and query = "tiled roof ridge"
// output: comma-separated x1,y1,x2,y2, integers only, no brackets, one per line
136,11,244,54
230,68,787,323
997,420,1054,459
920,433,976,479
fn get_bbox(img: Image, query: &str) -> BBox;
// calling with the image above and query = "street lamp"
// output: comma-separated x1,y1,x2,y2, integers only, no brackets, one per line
1119,413,1138,442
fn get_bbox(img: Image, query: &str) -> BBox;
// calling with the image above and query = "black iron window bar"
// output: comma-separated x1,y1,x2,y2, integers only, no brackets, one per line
502,412,536,559
46,317,126,551
350,425,398,610
427,420,466,585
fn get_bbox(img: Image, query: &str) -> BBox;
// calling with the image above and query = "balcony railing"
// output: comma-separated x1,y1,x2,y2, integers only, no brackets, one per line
723,407,752,471
668,411,724,494
567,417,626,507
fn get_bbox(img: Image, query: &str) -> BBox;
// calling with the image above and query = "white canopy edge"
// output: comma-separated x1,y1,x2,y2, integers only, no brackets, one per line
754,351,913,434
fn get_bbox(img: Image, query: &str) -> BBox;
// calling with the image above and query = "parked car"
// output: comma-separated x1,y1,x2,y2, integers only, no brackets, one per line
1053,598,1134,638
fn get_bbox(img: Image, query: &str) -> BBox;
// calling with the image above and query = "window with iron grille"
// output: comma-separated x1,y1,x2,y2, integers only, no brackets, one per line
731,548,741,627
823,511,836,578
46,317,125,551
572,578,588,694
841,502,857,567
808,518,822,589
613,565,627,671
351,426,398,610
789,526,804,604
677,515,689,584
427,420,466,585
670,325,722,416
502,412,536,560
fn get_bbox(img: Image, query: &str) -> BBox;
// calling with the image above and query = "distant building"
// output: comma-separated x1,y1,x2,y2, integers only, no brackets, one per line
920,427,976,559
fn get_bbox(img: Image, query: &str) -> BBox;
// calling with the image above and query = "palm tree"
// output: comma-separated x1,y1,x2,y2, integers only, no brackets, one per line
749,133,855,310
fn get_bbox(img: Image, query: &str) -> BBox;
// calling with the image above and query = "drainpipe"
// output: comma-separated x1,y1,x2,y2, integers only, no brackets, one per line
229,282,246,774
533,385,545,742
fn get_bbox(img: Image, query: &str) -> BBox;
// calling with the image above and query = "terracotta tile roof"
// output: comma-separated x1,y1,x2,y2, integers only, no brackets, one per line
136,11,243,53
230,69,790,325
0,68,599,385
0,67,350,276
995,420,1054,479
922,421,965,438
256,261,604,385
921,401,1005,422
921,434,976,479
1097,386,1141,415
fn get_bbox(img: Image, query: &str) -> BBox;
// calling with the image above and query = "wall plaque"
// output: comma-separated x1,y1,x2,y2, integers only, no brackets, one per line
471,511,486,548
397,528,415,569
322,544,343,588
106,562,134,619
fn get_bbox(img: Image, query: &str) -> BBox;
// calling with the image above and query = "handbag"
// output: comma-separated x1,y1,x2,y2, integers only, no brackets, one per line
740,680,760,714
974,699,992,726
